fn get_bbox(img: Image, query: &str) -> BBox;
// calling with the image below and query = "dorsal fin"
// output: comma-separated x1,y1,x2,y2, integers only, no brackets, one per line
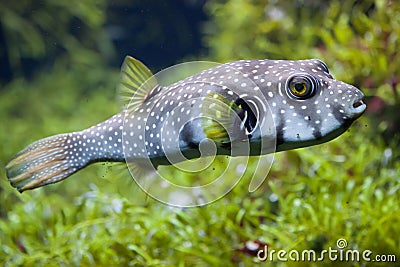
117,56,158,111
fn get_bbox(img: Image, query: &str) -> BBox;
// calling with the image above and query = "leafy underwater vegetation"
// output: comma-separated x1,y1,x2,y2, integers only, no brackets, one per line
1,0,400,266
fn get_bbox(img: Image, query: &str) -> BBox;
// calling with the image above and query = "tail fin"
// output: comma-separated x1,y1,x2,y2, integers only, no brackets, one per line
6,133,86,192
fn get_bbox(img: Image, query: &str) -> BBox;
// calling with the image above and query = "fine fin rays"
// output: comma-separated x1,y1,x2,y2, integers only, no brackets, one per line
5,134,83,192
126,160,162,198
117,56,158,111
201,93,242,144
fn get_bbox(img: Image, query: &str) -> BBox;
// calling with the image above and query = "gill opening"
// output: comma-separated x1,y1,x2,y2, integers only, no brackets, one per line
235,98,259,137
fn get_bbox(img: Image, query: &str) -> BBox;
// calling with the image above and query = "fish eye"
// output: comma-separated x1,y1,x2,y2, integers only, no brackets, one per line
286,74,316,99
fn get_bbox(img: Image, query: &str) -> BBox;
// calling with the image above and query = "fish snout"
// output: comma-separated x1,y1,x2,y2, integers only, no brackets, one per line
347,92,366,119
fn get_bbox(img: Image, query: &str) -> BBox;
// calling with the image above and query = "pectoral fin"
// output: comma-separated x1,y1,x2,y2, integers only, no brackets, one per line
201,93,245,144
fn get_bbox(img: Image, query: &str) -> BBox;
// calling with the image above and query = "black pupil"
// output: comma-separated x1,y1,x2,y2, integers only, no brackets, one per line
295,83,305,92
235,98,257,137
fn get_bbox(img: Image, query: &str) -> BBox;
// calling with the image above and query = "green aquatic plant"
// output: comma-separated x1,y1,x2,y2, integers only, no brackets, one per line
1,69,399,265
0,0,112,80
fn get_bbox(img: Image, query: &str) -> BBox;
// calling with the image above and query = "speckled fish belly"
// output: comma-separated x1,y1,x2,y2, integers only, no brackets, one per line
6,56,366,192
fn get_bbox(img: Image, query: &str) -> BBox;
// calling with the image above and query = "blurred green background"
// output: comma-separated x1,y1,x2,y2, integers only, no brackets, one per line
1,0,399,266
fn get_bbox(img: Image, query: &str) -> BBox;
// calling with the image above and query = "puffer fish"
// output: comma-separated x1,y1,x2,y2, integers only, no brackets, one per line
6,56,366,192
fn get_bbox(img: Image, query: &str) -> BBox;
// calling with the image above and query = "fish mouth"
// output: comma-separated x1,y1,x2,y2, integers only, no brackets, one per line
353,99,364,108
350,96,367,118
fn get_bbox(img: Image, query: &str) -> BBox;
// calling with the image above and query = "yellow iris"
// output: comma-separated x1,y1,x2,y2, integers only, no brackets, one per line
286,75,315,99
291,82,307,96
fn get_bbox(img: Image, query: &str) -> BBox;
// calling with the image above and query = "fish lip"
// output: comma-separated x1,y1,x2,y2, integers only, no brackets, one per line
350,95,367,118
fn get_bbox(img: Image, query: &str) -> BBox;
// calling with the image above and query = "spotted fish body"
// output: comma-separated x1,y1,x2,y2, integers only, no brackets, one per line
6,57,366,192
